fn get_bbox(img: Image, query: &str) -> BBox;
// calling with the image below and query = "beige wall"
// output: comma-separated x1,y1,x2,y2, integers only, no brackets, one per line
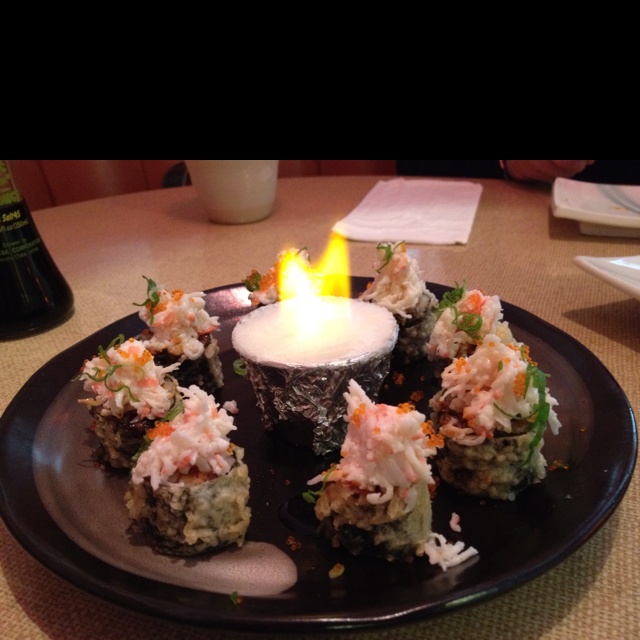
8,160,397,210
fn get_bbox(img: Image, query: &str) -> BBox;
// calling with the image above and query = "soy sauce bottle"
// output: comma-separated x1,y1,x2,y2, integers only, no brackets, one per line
0,160,74,339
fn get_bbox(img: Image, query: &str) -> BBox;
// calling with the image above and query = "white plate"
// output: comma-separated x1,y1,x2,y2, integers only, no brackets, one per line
574,254,640,300
552,178,640,237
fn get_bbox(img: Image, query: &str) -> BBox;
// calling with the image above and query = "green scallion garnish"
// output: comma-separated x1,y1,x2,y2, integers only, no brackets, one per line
522,364,551,465
375,241,404,272
131,434,152,465
243,270,262,292
302,465,336,504
494,360,551,466
435,281,483,338
233,359,248,376
159,395,184,423
133,276,161,324
436,281,467,318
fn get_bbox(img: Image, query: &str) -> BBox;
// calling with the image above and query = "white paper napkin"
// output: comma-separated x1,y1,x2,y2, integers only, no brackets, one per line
332,178,483,245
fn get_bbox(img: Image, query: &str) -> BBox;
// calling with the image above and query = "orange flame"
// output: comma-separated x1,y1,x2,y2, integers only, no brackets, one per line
279,233,350,300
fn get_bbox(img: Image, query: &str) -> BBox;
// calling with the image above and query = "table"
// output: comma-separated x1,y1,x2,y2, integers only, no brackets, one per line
1,176,638,640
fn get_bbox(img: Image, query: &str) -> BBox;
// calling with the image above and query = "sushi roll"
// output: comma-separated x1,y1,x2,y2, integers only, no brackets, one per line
427,282,514,363
243,247,314,306
135,276,224,393
308,379,442,561
125,384,251,556
78,336,181,469
429,334,561,500
360,241,438,364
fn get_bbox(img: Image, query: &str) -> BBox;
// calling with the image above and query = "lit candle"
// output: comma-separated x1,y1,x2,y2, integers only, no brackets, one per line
232,295,398,454
233,296,397,367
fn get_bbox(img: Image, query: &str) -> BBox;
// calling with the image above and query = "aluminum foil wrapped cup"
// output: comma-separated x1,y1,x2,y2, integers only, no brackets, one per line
232,297,399,455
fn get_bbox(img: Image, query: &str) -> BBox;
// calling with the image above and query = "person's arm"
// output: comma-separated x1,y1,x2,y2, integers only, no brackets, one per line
502,160,595,182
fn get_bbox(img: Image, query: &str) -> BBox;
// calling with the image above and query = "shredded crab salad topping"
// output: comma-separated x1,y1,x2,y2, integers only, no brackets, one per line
131,385,238,490
360,242,427,318
79,336,179,420
311,380,441,505
244,247,313,306
135,276,219,360
424,532,478,571
428,283,512,360
431,333,561,446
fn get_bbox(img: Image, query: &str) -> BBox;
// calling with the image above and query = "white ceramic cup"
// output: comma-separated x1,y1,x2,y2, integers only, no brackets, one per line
185,160,278,224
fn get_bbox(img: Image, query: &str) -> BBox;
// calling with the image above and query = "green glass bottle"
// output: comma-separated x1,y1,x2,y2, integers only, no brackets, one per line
0,160,74,339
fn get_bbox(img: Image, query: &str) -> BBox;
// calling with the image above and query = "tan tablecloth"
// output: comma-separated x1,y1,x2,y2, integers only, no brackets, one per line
1,177,638,639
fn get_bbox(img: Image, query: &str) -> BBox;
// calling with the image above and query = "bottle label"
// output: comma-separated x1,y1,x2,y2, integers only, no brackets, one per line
1,204,43,263
0,161,21,206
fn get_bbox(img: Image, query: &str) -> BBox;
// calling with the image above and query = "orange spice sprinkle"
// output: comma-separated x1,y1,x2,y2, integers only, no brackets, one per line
422,420,444,447
147,422,175,440
118,344,152,366
171,289,184,302
393,371,405,385
508,343,536,365
455,357,467,373
397,402,415,414
421,420,435,436
260,269,276,292
286,535,302,551
409,390,424,402
513,372,526,397
465,291,483,314
432,433,445,448
352,403,366,426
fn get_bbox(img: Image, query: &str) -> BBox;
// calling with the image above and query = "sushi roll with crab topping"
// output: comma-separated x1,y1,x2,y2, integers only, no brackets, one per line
308,379,442,561
427,282,515,363
78,336,181,469
243,247,314,306
360,241,438,363
125,384,251,556
135,276,224,393
429,334,561,500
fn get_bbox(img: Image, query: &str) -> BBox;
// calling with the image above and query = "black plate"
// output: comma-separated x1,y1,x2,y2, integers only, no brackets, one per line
0,280,636,633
